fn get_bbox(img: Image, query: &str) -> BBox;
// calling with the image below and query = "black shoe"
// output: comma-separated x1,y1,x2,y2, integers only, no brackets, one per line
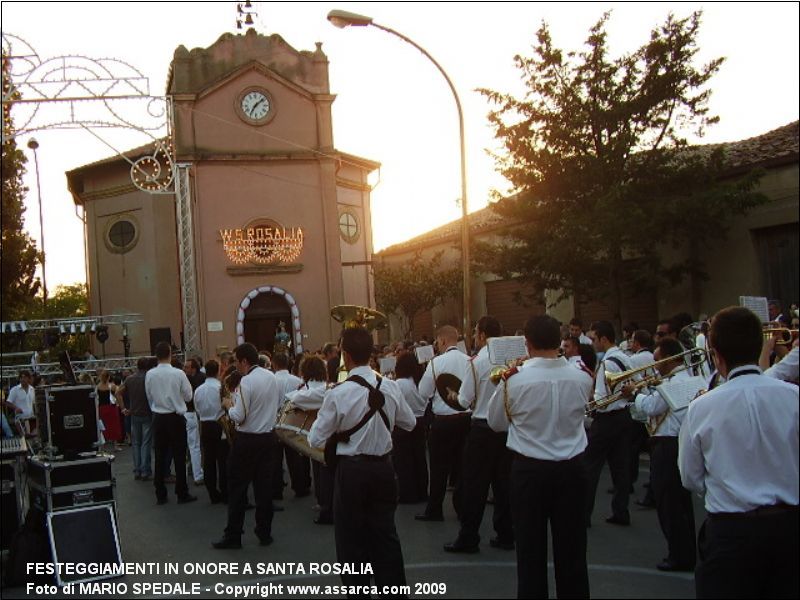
489,537,515,550
257,535,274,547
415,513,444,522
443,541,479,554
313,516,334,525
635,498,656,509
272,503,284,512
605,515,631,526
656,560,693,572
177,495,197,504
212,537,242,550
156,497,168,505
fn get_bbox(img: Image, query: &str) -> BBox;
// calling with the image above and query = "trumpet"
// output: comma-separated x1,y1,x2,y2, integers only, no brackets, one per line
763,326,798,346
489,357,528,385
586,347,708,415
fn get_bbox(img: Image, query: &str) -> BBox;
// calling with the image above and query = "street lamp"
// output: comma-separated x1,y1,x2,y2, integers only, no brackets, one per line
26,137,48,309
327,9,472,341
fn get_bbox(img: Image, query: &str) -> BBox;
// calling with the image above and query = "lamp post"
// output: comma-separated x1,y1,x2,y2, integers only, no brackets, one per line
327,9,472,342
26,137,48,309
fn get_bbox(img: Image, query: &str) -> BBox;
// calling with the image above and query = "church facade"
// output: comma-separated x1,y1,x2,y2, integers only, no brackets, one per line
67,30,379,358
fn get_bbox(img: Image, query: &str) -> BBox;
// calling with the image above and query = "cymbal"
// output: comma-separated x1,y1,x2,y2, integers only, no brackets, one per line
436,373,466,412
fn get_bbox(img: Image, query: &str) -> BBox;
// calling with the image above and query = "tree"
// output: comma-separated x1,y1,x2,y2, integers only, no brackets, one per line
476,11,767,326
374,251,462,340
1,52,42,320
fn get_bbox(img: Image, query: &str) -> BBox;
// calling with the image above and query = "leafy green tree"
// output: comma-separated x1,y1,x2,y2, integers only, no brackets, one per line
1,53,42,320
374,251,462,340
476,11,767,326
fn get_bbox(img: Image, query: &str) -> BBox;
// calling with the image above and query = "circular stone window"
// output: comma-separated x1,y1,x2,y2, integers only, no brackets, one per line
338,210,360,244
105,216,139,254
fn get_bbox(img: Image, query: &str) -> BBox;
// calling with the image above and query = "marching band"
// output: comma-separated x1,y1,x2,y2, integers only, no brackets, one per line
2,304,798,599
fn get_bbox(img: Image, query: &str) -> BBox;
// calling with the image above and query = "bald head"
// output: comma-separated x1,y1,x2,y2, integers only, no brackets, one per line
436,325,459,347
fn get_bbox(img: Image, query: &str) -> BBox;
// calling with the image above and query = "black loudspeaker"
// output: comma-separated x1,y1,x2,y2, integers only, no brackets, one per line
149,327,172,356
1,461,21,550
35,385,98,458
47,505,122,586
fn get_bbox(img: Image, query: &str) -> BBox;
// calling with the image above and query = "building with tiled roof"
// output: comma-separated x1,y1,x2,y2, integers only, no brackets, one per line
376,121,799,340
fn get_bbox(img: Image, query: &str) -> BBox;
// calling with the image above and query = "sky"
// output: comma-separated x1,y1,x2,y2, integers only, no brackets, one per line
2,1,798,290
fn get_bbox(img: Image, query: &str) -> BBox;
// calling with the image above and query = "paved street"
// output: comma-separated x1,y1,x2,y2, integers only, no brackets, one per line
3,447,700,598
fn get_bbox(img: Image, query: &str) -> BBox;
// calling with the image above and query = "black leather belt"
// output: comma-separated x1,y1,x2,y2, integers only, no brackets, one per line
340,453,391,462
710,503,798,520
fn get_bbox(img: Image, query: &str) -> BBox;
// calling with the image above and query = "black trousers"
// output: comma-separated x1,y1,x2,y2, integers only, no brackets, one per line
285,445,312,495
152,413,189,501
584,409,632,523
696,508,799,599
456,420,513,546
510,453,589,599
425,414,470,518
200,420,229,503
312,459,334,521
650,436,695,567
334,456,407,598
224,431,277,540
629,420,649,484
391,417,428,503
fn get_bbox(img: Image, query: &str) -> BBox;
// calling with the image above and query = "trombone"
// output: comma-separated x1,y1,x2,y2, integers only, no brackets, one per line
585,347,708,415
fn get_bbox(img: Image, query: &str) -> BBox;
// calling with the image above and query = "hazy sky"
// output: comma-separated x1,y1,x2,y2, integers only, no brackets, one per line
2,1,798,290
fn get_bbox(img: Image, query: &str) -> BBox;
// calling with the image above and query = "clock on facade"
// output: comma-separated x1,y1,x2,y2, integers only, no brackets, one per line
235,87,275,125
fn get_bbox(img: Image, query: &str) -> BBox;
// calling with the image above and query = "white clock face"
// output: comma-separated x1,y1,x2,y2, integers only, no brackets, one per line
240,90,271,121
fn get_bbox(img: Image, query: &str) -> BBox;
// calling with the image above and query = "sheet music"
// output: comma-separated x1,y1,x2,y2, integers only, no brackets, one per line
379,356,397,375
739,296,769,323
487,336,528,367
414,345,435,364
656,376,706,411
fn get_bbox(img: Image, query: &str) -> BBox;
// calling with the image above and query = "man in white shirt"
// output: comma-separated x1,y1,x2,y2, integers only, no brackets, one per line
273,353,310,499
444,316,514,553
194,359,227,504
213,343,281,550
144,342,196,506
679,306,798,599
391,352,429,505
7,370,35,430
309,327,416,593
625,337,695,572
416,325,471,521
488,315,593,599
569,318,593,345
626,329,656,507
584,320,634,527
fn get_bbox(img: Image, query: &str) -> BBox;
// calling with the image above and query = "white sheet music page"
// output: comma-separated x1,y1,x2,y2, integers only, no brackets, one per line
656,376,706,411
414,345,435,364
487,336,528,367
379,356,397,375
739,296,769,322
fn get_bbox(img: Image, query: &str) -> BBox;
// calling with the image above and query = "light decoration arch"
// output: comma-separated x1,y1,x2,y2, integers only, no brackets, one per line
236,286,304,353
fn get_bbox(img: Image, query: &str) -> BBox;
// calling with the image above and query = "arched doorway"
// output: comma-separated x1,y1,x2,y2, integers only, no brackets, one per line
236,286,304,354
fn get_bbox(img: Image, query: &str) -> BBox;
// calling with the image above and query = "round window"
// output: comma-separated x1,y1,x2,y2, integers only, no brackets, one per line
338,211,360,244
105,216,139,254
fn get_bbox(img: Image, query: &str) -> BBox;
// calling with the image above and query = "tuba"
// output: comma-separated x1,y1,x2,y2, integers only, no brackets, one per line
330,305,388,382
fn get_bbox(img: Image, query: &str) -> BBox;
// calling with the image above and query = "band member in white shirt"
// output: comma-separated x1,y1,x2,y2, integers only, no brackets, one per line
6,370,35,433
488,315,593,599
625,338,695,571
286,355,332,524
679,307,799,599
273,353,310,499
584,320,634,527
568,318,593,345
309,327,416,594
213,343,281,549
444,316,514,553
392,352,429,505
416,325,471,521
194,359,227,504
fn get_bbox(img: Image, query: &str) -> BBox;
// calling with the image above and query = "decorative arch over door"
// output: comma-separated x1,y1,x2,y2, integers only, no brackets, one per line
236,286,303,354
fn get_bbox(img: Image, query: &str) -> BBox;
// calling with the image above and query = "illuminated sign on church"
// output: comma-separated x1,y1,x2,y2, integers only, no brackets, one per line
219,219,304,265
